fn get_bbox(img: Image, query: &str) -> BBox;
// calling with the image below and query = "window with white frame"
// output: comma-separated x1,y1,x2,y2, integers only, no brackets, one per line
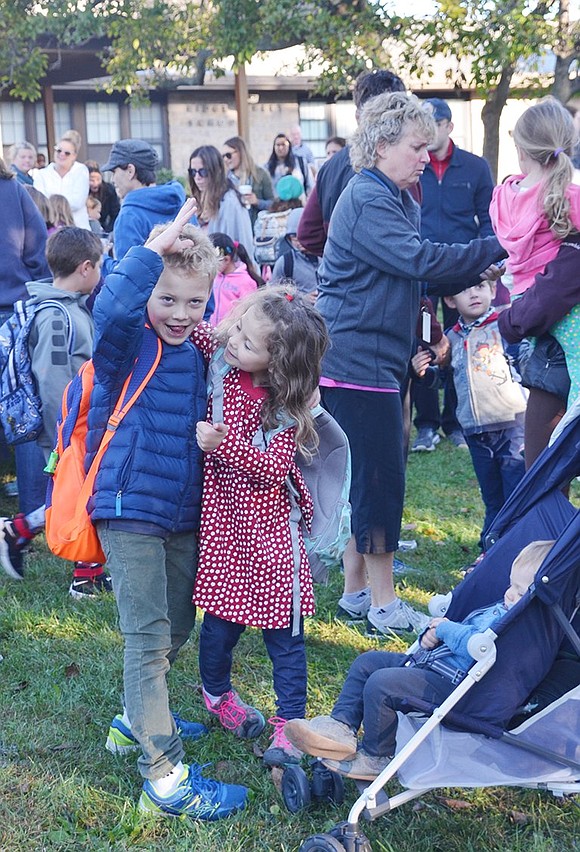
130,103,164,161
298,102,329,162
1,103,26,144
86,102,121,144
34,102,73,148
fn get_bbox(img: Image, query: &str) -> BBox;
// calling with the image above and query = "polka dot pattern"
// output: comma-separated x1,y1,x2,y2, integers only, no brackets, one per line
194,368,315,630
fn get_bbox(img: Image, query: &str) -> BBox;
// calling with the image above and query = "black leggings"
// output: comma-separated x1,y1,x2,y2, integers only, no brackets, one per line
322,387,405,553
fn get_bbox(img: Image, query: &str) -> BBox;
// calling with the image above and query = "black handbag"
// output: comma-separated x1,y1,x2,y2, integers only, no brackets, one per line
518,333,570,402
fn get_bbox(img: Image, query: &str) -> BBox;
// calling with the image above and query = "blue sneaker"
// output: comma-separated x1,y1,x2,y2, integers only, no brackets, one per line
139,763,248,821
106,712,208,754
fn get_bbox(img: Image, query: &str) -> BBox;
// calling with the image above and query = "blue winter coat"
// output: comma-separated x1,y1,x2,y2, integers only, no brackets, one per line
420,143,495,246
86,246,206,533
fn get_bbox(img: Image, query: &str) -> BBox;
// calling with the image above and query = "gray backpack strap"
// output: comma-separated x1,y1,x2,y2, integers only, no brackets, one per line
206,346,231,424
286,477,303,637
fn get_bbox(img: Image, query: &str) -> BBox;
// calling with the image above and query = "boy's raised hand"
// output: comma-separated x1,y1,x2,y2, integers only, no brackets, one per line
145,198,198,257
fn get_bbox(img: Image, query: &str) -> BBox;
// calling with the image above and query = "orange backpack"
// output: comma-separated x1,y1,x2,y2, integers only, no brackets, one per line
45,330,162,563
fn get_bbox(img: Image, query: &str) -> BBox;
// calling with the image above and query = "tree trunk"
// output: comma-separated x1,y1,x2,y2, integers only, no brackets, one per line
552,53,575,103
481,64,514,183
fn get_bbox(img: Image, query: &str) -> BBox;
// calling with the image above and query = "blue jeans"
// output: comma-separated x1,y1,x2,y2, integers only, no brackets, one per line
97,524,198,780
466,424,526,543
15,440,48,516
199,612,307,720
332,650,454,757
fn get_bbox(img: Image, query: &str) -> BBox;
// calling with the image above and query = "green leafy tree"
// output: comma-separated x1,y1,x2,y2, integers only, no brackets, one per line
398,0,578,179
0,0,397,101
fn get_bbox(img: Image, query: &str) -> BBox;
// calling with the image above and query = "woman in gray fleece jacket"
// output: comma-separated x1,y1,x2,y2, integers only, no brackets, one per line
316,91,505,638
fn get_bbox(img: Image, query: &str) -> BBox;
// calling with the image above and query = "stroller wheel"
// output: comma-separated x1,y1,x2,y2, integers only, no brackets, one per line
300,836,345,852
282,764,311,813
310,760,345,805
327,770,345,805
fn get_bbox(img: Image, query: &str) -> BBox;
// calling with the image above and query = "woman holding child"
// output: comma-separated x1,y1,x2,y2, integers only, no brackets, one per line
316,91,504,638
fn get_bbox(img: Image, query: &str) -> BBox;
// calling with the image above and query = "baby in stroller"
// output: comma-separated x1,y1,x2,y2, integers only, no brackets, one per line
285,540,554,781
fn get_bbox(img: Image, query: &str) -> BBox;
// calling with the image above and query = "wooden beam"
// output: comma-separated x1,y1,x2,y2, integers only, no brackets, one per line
235,64,249,139
41,85,56,156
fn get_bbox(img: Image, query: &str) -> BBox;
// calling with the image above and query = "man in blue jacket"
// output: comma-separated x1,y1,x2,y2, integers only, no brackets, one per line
412,99,495,453
101,139,186,271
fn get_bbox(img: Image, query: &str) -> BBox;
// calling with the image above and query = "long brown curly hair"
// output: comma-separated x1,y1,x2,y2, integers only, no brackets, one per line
214,286,329,455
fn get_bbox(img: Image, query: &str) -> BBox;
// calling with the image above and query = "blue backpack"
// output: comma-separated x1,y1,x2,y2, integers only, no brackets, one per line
0,298,74,445
207,347,352,585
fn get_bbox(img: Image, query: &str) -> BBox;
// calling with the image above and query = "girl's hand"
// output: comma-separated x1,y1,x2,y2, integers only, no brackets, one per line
145,198,198,257
196,420,229,452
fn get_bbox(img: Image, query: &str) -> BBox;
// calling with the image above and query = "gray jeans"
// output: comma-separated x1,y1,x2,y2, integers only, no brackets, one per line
97,524,198,780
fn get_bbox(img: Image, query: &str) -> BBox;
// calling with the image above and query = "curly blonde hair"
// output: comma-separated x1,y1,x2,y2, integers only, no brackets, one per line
513,97,578,239
350,91,436,173
147,222,219,287
214,286,329,454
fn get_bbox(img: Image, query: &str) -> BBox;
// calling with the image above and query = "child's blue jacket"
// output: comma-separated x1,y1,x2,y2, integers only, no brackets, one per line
86,246,206,534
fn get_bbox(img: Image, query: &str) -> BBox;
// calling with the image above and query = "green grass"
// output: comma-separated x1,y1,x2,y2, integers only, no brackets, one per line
1,444,579,851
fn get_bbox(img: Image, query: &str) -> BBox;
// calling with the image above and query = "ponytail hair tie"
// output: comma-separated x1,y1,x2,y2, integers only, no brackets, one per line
553,147,564,157
285,293,294,302
233,240,239,248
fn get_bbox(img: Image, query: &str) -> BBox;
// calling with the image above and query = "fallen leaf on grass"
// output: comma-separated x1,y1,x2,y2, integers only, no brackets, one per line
436,795,472,810
402,523,417,531
49,743,78,752
65,663,80,678
18,781,31,793
252,742,264,758
509,810,530,825
412,800,427,812
270,766,284,793
13,681,28,692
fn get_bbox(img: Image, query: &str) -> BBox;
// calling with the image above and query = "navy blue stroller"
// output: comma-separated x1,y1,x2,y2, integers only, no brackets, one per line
292,413,580,852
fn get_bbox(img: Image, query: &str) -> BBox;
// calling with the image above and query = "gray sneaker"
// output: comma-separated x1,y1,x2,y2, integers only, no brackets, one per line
321,748,391,780
447,430,468,449
366,600,430,637
411,427,441,452
335,587,371,624
284,715,358,760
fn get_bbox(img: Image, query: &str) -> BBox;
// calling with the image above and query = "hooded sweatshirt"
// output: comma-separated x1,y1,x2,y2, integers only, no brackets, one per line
490,173,580,296
210,261,258,325
112,181,186,262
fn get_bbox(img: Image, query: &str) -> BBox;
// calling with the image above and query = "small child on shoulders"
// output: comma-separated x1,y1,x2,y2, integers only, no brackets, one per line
285,540,554,781
412,280,527,546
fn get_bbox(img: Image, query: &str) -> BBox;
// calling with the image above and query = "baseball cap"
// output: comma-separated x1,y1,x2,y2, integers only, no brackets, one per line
425,98,452,122
277,175,303,201
101,139,159,172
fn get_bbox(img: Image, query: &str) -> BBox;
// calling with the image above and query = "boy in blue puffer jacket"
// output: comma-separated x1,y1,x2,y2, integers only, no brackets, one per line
91,199,247,820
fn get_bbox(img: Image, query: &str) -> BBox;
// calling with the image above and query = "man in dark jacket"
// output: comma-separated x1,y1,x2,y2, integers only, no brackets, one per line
412,99,495,453
297,70,409,257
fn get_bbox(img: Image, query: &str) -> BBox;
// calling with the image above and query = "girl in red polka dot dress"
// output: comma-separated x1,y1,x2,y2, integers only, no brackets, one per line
191,286,329,767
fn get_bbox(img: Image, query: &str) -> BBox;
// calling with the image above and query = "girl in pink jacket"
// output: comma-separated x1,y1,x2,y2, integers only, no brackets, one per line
209,233,263,325
490,97,580,404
